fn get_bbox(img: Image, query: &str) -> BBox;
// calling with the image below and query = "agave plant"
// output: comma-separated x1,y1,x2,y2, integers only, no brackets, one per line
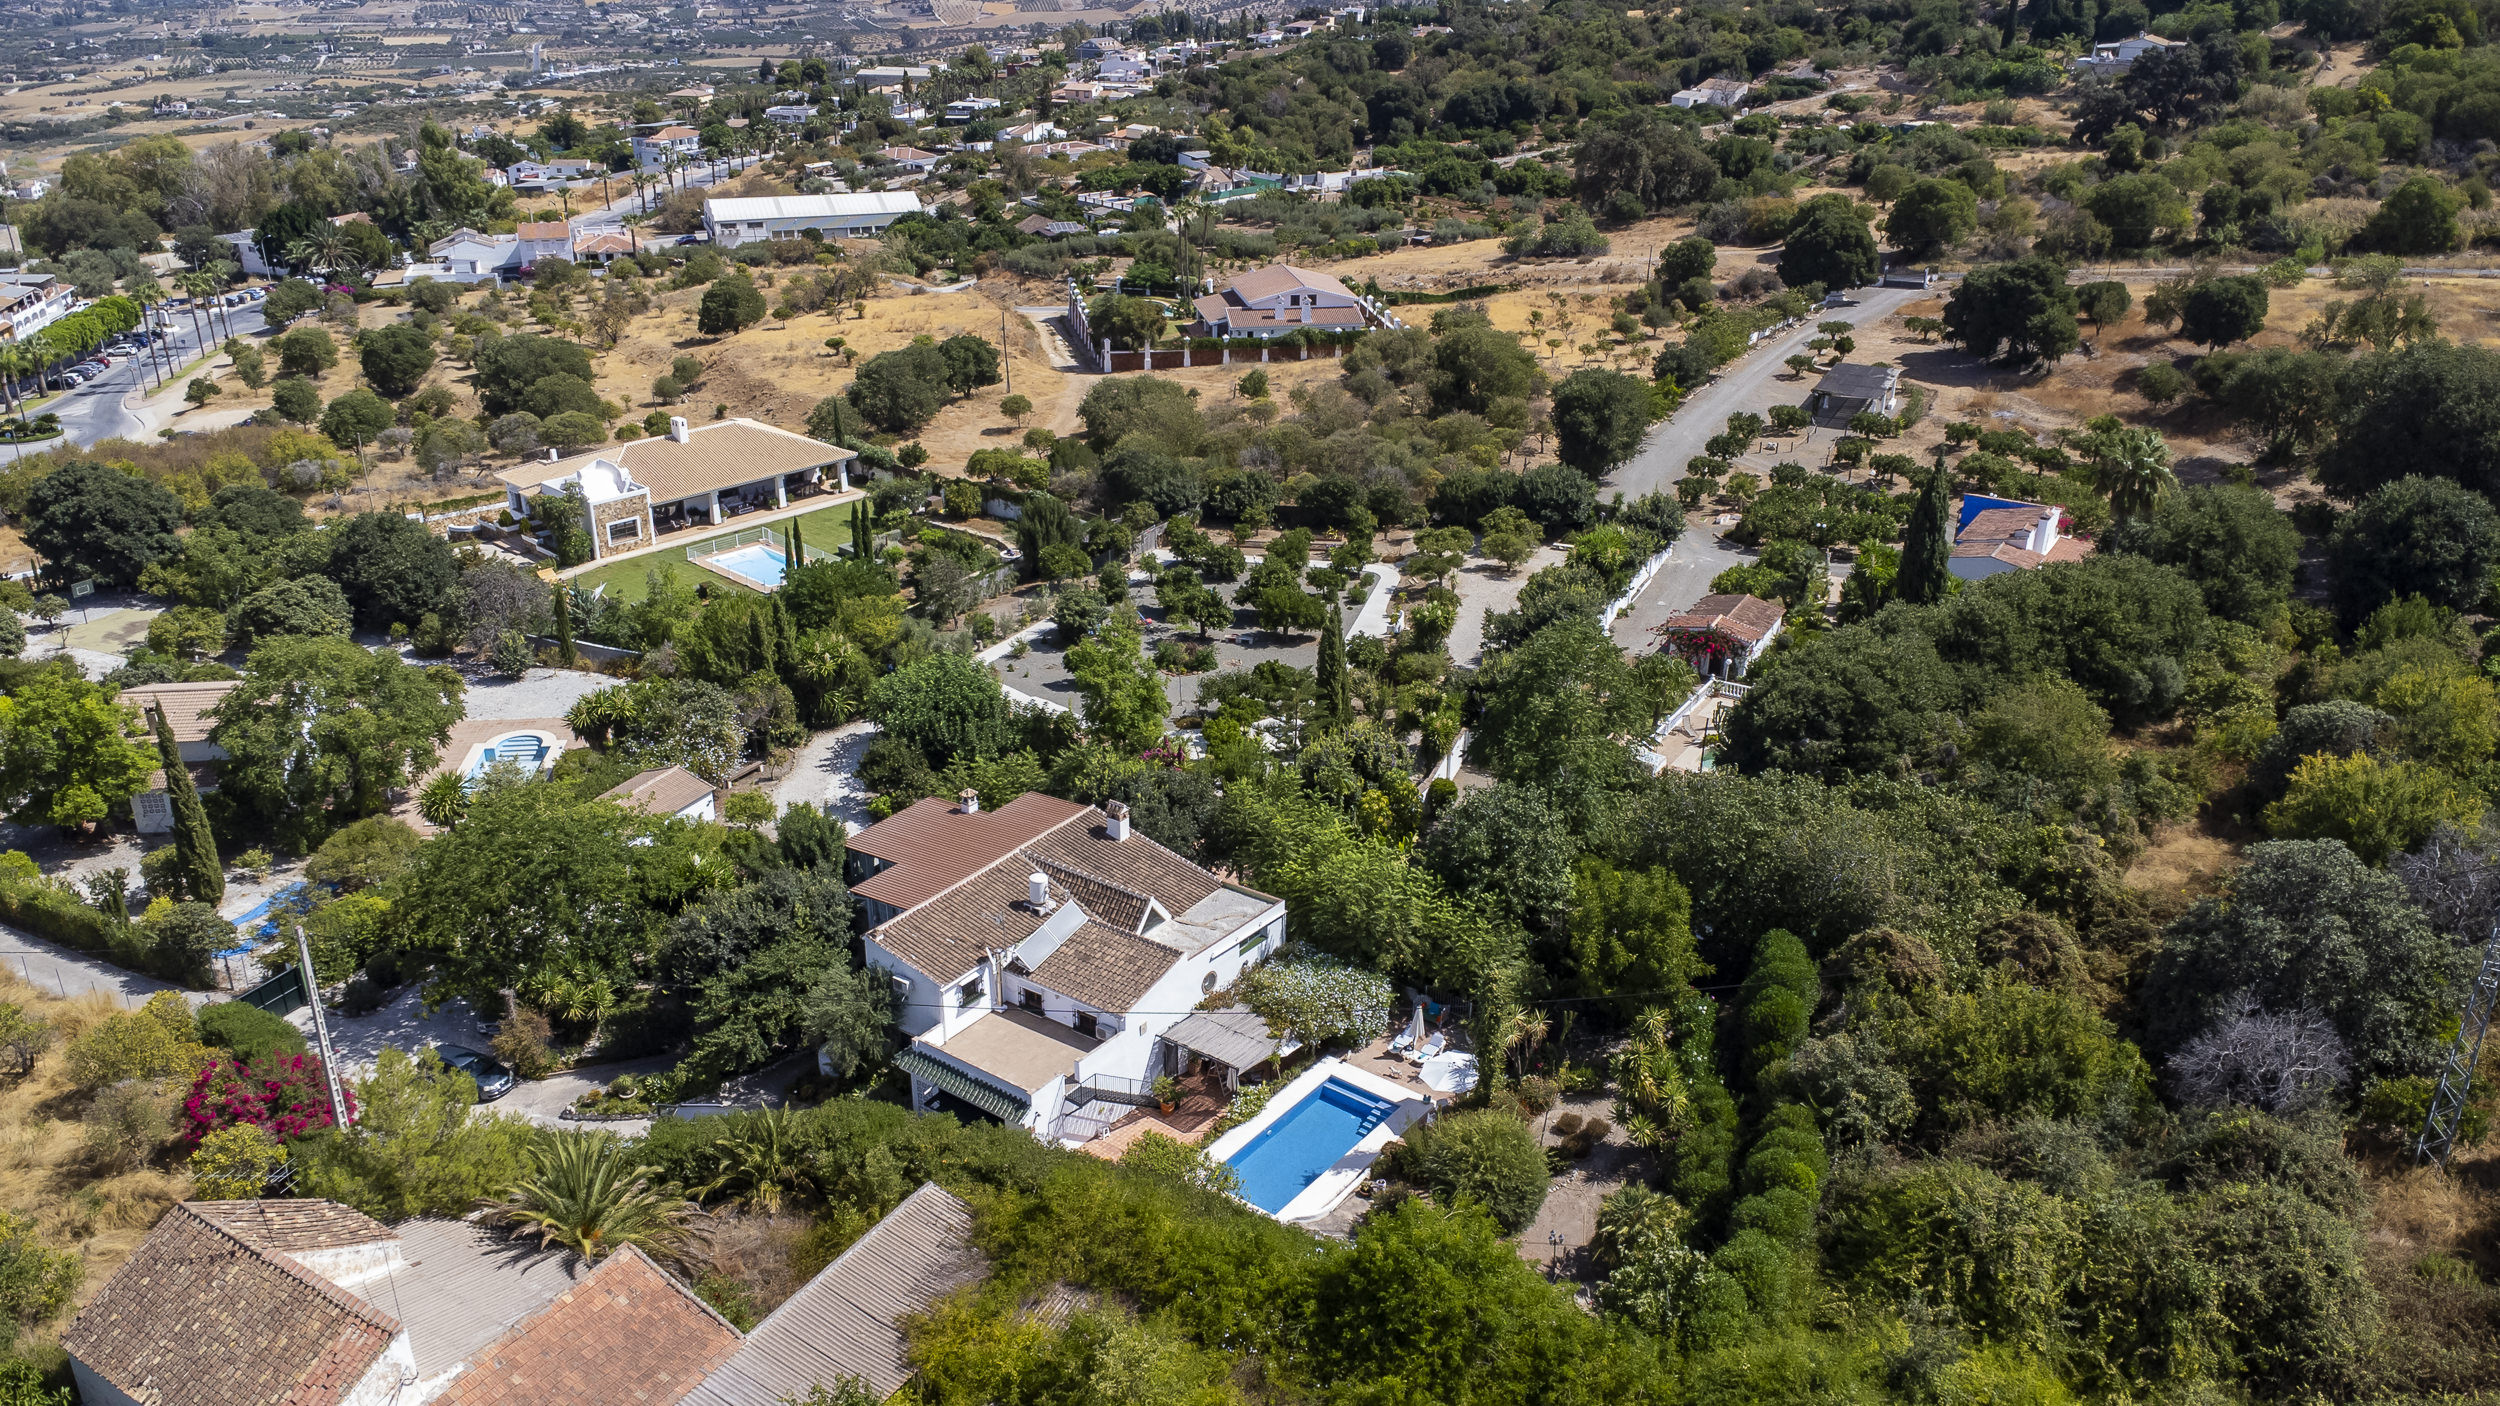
415,770,468,829
491,1132,691,1261
698,1108,815,1215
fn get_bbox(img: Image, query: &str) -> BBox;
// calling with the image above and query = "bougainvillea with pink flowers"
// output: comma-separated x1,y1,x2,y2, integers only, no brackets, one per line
181,1052,354,1145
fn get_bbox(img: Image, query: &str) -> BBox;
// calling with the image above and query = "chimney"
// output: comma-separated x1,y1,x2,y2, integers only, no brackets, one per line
1028,871,1052,911
544,446,558,462
1105,800,1130,840
958,788,979,814
668,415,690,443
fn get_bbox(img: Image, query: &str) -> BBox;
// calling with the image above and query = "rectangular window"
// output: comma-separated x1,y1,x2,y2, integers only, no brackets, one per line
1020,988,1044,1014
606,517,640,543
957,976,984,1008
1073,1011,1099,1038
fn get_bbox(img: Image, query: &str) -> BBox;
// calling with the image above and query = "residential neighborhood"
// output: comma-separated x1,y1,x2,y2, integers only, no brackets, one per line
0,1,2486,1403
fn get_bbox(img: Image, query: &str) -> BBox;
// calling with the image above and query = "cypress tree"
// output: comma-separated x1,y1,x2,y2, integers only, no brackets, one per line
553,584,578,665
788,514,806,568
746,601,778,675
152,706,223,906
851,500,873,560
1317,603,1349,725
1897,469,1954,605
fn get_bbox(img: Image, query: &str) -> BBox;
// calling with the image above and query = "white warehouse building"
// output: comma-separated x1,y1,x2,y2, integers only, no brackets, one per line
702,192,926,246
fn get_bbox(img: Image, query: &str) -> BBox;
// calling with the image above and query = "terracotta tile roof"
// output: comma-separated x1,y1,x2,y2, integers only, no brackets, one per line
874,863,1057,982
1659,593,1787,645
498,418,855,506
118,680,240,743
686,1184,983,1406
514,220,570,240
433,1247,740,1406
63,1203,401,1406
1030,856,1152,931
1027,820,1225,916
1222,264,1353,303
1190,295,1365,331
603,765,716,818
575,231,636,255
190,1200,395,1254
1029,918,1180,1011
850,793,1091,911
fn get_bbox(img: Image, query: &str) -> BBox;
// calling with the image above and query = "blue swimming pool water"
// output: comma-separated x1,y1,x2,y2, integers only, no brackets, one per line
464,734,550,780
1225,1079,1396,1212
711,542,789,589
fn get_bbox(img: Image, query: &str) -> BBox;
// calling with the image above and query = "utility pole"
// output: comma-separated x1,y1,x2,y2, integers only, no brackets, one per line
294,923,354,1128
1000,307,1010,395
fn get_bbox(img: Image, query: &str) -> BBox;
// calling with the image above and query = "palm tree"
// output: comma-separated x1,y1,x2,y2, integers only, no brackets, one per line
697,1109,814,1214
489,1132,692,1262
2081,415,2174,521
174,271,214,354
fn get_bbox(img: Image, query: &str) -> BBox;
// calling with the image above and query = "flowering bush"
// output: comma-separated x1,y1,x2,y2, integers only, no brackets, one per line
182,1052,354,1145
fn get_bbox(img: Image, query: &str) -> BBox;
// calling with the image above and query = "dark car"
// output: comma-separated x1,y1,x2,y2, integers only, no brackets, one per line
433,1044,516,1101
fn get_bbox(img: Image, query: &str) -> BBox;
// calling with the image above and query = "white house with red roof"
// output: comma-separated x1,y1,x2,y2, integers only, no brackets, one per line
1950,494,2092,581
846,791,1286,1139
1189,264,1374,338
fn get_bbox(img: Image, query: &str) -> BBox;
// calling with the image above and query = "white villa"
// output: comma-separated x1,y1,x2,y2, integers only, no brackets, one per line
0,271,71,343
495,416,859,560
1189,264,1375,338
847,792,1286,1141
701,193,925,246
2070,31,2183,75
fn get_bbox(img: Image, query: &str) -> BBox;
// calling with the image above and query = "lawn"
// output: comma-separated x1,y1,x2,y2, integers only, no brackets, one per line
568,500,862,603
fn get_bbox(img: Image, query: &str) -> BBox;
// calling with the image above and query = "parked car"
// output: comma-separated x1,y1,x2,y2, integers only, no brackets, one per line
431,1044,515,1100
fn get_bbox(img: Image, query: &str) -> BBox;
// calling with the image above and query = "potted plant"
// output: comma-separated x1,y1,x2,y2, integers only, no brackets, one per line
1152,1074,1181,1113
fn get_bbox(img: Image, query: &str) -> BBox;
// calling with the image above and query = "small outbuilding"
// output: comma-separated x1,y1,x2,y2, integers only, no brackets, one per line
1805,362,1902,428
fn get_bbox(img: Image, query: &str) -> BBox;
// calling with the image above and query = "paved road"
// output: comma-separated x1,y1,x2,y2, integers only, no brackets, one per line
569,154,757,236
30,301,271,454
0,919,197,1009
1607,287,1921,647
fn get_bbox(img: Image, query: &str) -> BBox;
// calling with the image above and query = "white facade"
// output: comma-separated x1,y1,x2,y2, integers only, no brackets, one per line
632,126,702,170
702,192,924,245
0,272,73,343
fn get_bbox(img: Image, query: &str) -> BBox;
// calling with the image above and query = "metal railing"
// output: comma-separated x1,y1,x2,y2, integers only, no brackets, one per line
685,524,783,564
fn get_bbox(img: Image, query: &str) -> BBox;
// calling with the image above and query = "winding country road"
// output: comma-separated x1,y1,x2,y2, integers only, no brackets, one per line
1605,285,1922,646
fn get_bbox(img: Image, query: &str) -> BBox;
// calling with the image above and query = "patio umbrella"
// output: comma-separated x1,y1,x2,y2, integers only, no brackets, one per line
1404,1002,1425,1049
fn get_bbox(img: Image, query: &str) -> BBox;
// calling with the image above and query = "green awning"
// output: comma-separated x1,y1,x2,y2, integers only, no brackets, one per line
895,1048,1030,1122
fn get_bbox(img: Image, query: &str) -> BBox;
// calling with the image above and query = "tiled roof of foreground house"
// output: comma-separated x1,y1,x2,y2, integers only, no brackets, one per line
431,1248,740,1406
62,1201,402,1406
688,1183,985,1406
1659,592,1787,644
71,1190,989,1406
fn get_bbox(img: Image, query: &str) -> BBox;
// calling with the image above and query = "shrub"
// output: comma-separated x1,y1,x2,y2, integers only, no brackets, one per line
189,1123,287,1198
1397,1108,1551,1231
180,1052,353,1144
63,992,210,1094
0,1211,78,1328
196,1001,309,1063
83,1079,174,1171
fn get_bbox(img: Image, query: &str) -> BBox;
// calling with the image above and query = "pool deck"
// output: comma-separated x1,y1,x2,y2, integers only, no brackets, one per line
1204,1057,1432,1227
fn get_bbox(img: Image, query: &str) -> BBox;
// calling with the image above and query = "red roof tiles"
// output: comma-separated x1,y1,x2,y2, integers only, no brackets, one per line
433,1248,740,1406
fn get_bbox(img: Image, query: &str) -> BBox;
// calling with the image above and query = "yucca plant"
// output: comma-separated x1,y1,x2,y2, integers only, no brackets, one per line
491,1132,691,1261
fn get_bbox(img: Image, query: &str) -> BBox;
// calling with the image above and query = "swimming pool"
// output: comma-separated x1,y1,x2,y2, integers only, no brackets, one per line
707,542,789,589
464,732,551,780
1223,1077,1399,1213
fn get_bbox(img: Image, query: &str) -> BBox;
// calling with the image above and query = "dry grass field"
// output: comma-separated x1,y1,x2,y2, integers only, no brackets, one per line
0,976,195,1359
